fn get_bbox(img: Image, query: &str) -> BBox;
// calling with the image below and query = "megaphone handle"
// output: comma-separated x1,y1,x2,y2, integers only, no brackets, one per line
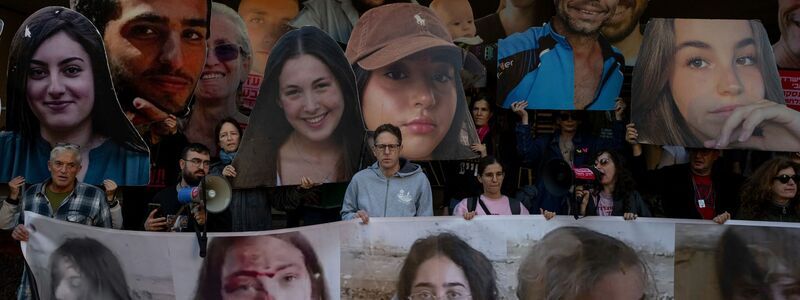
199,234,207,257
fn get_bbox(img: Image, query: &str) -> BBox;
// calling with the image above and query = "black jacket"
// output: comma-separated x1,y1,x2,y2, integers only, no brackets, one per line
633,155,744,219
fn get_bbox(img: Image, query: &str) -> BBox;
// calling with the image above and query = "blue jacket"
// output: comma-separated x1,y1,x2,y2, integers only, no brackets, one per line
497,23,624,110
515,121,624,214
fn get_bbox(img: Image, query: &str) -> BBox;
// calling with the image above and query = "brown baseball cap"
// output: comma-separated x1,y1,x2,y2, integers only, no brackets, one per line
345,3,461,71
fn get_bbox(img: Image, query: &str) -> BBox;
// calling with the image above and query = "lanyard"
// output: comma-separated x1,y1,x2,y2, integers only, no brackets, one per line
691,174,714,210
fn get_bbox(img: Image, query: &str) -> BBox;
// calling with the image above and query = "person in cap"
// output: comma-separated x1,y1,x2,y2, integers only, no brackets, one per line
346,3,478,161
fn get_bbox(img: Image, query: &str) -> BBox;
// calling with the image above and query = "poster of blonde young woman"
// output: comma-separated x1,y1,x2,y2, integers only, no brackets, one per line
632,18,800,152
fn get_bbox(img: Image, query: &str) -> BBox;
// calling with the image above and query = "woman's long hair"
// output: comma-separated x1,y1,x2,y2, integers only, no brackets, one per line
739,157,800,220
396,232,499,300
591,149,636,213
5,6,147,153
632,18,783,147
353,53,478,161
194,233,328,300
49,238,132,300
233,26,364,188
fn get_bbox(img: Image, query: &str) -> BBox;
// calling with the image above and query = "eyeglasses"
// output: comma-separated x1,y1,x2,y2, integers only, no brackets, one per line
408,290,471,300
213,44,245,62
185,158,212,168
774,174,800,184
374,144,401,152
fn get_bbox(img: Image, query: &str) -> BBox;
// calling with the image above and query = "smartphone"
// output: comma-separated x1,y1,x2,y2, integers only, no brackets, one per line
148,203,162,218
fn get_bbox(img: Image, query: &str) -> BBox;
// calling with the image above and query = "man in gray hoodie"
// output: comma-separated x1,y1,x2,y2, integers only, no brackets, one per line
341,124,433,223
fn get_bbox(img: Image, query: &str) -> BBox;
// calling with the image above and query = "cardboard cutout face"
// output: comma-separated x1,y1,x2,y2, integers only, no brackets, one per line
0,7,150,186
74,0,209,125
232,27,365,188
633,18,800,152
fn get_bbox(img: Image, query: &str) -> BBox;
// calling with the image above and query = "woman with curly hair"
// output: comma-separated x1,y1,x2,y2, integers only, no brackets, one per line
579,149,651,220
738,156,800,222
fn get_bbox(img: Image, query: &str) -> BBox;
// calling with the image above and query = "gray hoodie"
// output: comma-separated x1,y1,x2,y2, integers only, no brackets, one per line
341,159,433,220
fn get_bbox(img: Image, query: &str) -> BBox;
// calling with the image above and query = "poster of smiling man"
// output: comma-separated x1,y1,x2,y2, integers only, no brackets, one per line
0,7,149,186
632,18,800,152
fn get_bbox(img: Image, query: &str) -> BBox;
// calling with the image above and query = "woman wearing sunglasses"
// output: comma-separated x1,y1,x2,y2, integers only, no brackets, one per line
578,149,651,220
510,100,626,217
184,3,251,157
739,157,800,222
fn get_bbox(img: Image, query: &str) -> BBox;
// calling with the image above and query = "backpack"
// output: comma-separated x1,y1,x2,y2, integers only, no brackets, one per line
467,196,522,215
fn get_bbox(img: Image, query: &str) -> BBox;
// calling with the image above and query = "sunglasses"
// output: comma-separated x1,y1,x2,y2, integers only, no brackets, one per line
774,174,800,184
559,112,578,121
213,44,244,62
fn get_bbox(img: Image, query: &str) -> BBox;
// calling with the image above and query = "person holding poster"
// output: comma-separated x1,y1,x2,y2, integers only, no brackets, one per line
454,156,530,219
346,3,479,161
50,238,132,300
496,0,624,110
72,0,209,126
184,3,251,156
341,124,433,223
738,157,800,222
0,6,149,186
232,26,364,188
194,232,329,300
1,144,116,299
517,226,649,300
395,232,499,300
633,18,800,152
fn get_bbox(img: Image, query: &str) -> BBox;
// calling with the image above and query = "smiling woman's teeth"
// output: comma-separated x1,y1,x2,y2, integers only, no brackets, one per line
202,73,224,79
306,114,325,124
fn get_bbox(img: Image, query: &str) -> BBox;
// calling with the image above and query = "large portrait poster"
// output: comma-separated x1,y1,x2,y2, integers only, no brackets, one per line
0,7,149,186
232,27,366,188
632,18,800,152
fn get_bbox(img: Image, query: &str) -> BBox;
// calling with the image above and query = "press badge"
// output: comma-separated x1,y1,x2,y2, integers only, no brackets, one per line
698,199,706,208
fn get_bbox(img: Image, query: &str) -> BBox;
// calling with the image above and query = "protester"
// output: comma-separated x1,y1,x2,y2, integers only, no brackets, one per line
341,124,433,223
579,150,651,220
396,232,498,300
454,156,529,219
628,124,743,224
1,144,117,299
0,6,149,185
738,157,800,222
512,100,625,216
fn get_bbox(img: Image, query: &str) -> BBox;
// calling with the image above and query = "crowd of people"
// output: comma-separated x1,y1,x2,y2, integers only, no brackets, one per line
2,0,800,299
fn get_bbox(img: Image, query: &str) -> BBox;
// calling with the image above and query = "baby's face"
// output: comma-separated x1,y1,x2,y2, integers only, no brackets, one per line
432,1,476,39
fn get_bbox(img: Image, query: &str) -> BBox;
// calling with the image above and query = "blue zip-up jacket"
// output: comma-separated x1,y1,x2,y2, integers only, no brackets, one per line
497,22,624,110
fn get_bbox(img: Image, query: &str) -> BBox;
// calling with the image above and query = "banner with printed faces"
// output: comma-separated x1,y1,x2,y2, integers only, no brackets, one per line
632,18,800,152
231,27,366,188
0,7,149,186
675,222,800,300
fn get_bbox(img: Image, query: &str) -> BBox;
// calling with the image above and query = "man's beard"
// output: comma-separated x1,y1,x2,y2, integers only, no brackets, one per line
183,169,204,186
603,18,639,43
109,59,137,113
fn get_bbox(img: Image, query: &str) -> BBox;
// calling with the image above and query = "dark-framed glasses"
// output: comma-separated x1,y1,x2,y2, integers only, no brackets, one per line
374,143,401,152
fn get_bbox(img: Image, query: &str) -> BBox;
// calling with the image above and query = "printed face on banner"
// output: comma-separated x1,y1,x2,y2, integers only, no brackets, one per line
409,256,472,300
195,11,250,103
231,27,365,188
676,225,800,300
0,7,149,186
237,0,299,76
101,0,208,122
632,18,800,152
220,236,314,300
